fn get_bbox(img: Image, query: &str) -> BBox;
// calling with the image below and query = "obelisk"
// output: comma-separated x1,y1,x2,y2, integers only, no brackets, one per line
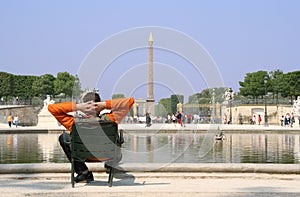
147,32,155,115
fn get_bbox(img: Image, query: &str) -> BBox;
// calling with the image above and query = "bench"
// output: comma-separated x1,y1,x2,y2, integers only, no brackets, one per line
65,120,120,187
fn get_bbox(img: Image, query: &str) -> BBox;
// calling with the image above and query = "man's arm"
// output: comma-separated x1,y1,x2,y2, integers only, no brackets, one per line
48,102,75,131
48,101,99,131
101,98,134,123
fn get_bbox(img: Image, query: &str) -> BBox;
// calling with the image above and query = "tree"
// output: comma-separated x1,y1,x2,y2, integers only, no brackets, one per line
158,98,171,115
188,87,227,104
0,72,13,101
188,94,199,104
239,70,269,100
54,72,75,98
112,94,125,99
277,73,290,98
170,94,183,114
32,74,55,96
12,75,38,98
269,69,284,103
286,71,300,100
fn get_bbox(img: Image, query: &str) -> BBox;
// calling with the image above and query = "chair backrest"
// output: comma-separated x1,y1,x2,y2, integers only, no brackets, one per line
71,120,118,162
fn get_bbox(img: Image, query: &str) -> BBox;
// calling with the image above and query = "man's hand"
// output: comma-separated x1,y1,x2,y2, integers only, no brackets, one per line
76,101,106,116
76,101,98,115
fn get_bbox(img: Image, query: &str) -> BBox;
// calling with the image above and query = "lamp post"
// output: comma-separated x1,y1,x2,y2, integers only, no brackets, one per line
74,75,80,103
212,88,216,123
264,76,269,127
229,88,233,124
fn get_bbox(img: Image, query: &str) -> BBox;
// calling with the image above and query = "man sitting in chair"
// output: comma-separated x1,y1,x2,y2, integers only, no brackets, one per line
48,92,134,183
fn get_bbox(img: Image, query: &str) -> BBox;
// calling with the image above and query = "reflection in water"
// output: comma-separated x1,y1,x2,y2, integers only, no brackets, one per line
0,133,300,164
0,134,68,164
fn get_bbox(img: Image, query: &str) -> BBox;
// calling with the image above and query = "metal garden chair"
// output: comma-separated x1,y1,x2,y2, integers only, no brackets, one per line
65,119,120,187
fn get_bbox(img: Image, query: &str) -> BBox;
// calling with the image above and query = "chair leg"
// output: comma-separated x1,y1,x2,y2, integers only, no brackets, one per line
108,166,114,187
71,159,75,188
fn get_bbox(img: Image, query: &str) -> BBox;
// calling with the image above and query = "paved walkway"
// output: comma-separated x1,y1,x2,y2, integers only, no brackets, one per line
1,163,300,196
1,172,300,196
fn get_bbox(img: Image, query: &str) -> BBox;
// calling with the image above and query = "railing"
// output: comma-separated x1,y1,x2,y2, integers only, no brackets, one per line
0,97,73,107
231,99,292,105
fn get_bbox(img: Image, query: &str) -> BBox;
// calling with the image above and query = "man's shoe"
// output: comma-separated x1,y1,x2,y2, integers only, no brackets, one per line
74,171,94,183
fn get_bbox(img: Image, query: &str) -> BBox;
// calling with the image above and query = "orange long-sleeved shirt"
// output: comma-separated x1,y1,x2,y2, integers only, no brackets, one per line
48,98,134,132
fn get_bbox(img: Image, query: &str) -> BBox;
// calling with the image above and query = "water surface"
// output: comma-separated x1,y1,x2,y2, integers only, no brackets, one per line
0,132,299,164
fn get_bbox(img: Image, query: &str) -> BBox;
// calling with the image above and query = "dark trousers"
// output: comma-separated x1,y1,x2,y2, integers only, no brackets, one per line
58,133,88,174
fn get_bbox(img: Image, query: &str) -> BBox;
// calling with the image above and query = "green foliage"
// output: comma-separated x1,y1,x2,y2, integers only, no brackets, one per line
158,98,171,115
239,70,300,100
170,94,184,114
269,69,284,102
239,70,268,99
112,94,125,99
0,71,78,103
54,72,75,97
286,71,300,99
188,87,227,104
155,99,168,117
0,72,13,98
12,75,38,97
32,74,55,96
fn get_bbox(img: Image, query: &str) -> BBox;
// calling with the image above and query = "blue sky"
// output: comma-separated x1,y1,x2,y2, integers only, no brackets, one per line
0,0,299,101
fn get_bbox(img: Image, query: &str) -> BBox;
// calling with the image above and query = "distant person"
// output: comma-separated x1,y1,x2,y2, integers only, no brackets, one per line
182,112,186,127
172,114,177,126
167,114,171,123
298,115,300,127
252,115,256,125
187,113,191,124
291,113,295,128
7,114,13,128
176,111,183,127
13,115,19,128
258,115,262,125
280,115,284,126
145,112,151,127
285,113,290,127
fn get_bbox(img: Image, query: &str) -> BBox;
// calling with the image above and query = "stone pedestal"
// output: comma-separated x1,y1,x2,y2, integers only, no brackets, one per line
37,107,61,128
37,96,61,128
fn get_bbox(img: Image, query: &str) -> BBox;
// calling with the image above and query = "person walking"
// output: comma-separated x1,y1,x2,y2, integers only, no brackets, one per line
291,113,295,128
7,114,13,128
252,115,256,125
285,113,291,127
13,115,19,128
48,91,134,183
176,111,183,127
258,115,262,125
167,114,171,123
172,113,177,126
145,112,151,127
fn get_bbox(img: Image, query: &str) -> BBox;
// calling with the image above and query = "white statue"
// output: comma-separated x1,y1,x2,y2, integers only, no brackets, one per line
43,95,55,110
224,88,234,101
292,96,300,115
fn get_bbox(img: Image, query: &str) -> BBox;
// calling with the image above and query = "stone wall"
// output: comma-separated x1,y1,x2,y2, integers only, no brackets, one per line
222,104,294,125
0,106,42,126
